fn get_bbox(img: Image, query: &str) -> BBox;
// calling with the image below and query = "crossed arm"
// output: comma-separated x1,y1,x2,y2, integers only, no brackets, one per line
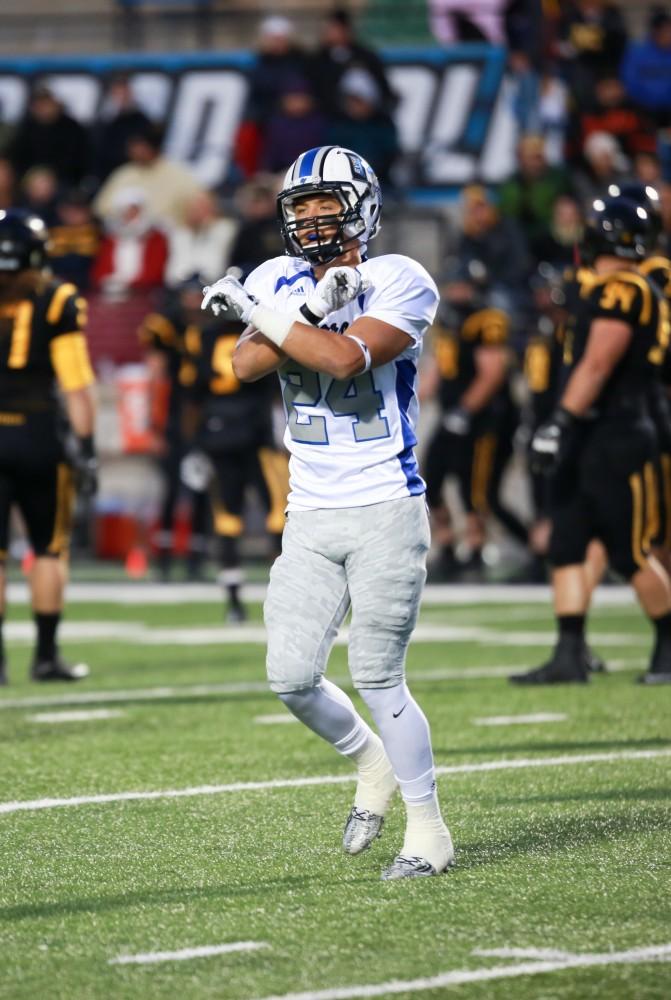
233,317,412,383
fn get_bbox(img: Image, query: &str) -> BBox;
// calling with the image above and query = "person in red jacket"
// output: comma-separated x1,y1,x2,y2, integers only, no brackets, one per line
92,187,167,300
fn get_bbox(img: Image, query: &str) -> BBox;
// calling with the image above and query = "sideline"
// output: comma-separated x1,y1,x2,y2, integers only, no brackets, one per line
5,582,636,607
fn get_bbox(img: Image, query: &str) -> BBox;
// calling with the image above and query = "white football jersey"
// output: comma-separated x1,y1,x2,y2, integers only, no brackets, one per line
245,253,439,510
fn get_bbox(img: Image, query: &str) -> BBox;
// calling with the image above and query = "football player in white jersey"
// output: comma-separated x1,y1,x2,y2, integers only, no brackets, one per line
201,146,453,880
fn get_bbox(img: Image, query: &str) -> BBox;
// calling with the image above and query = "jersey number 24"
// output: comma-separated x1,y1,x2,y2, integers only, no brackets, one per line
281,365,390,445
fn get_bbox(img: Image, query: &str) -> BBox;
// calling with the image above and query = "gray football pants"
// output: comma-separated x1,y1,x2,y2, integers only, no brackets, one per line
264,494,430,692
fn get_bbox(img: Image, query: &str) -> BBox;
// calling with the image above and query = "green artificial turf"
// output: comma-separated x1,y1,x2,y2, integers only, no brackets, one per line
1,594,670,999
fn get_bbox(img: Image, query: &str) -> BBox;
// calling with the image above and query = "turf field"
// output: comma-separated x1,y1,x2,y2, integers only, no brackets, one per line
1,583,670,999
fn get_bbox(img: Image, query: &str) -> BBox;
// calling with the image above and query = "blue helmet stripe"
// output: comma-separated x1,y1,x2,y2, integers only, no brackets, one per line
298,147,321,179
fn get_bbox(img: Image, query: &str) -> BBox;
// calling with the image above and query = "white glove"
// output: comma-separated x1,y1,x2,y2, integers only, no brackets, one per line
201,276,259,322
303,266,371,321
180,450,214,492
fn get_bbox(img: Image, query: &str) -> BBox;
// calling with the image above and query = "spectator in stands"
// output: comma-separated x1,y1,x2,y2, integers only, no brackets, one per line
557,0,628,103
0,158,16,210
428,0,508,45
313,7,396,115
94,125,204,228
499,134,573,252
531,194,584,271
93,73,154,182
621,7,671,128
8,83,91,188
569,75,657,165
443,185,531,330
48,189,101,290
633,150,664,189
573,130,629,205
92,187,167,300
228,175,285,279
165,190,238,289
246,16,318,126
326,68,399,187
18,166,60,226
507,55,570,166
260,79,327,175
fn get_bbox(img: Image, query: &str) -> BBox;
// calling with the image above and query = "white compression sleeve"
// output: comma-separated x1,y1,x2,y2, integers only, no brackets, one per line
358,682,437,804
278,678,371,755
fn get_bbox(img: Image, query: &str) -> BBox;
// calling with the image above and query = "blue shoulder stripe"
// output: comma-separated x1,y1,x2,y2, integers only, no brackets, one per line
274,270,315,293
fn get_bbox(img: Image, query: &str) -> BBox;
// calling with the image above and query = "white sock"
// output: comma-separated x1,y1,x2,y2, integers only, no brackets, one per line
402,795,454,871
338,730,397,815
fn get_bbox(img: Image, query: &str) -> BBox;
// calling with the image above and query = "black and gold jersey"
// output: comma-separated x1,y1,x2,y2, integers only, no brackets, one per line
559,267,669,415
181,320,277,452
0,279,94,414
523,324,564,431
639,255,671,388
432,306,510,412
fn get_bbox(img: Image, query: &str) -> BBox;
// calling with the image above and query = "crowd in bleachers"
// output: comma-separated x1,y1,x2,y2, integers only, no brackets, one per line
1,1,671,582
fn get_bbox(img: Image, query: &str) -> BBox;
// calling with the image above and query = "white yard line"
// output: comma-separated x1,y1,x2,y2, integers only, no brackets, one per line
0,620,647,648
5,582,637,606
109,941,267,966
28,709,124,724
1,748,669,817
0,659,646,712
472,713,568,727
246,943,671,1000
254,714,298,725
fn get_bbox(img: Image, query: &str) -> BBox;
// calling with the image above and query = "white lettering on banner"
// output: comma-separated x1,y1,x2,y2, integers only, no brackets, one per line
164,71,249,186
131,72,174,123
0,76,28,122
424,64,479,184
386,65,436,153
0,51,517,187
42,73,101,123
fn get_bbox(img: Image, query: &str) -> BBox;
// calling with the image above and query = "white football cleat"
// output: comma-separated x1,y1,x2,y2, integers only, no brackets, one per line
381,826,455,880
343,750,398,855
343,807,385,855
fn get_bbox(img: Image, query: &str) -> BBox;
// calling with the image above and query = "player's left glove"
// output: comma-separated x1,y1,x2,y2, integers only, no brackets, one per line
201,276,259,322
530,407,577,474
300,267,371,323
67,434,99,497
442,406,471,436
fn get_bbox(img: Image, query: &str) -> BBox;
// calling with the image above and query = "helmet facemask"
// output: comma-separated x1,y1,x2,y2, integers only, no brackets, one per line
278,180,371,265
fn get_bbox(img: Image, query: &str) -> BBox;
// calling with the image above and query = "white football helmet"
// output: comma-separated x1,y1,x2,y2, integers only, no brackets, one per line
277,146,382,265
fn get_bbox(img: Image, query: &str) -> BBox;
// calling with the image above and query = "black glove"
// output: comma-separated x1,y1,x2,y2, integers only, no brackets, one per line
530,407,577,475
442,406,472,436
68,434,99,497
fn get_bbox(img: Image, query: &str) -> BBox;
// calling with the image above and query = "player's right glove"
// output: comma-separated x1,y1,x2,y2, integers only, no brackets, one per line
530,407,577,474
299,267,371,323
201,276,259,321
67,434,99,497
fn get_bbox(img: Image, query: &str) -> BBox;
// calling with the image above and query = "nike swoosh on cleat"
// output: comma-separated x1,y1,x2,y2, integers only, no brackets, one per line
392,704,408,719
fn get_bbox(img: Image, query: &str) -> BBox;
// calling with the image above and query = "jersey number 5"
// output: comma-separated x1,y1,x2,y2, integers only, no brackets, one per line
282,365,390,444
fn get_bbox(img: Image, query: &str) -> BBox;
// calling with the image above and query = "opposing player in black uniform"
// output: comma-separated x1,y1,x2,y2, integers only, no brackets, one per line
511,194,671,685
0,209,97,684
180,306,288,621
423,298,527,578
138,281,211,580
